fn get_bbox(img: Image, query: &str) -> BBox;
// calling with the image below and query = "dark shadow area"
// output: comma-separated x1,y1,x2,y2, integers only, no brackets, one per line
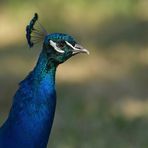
49,82,148,148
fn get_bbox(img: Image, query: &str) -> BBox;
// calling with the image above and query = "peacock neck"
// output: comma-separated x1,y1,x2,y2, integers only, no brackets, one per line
34,50,57,84
2,50,58,148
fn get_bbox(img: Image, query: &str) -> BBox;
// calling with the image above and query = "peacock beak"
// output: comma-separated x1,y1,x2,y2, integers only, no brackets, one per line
65,41,89,55
73,44,90,55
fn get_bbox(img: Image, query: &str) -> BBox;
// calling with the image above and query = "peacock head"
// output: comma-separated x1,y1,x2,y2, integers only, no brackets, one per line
43,33,89,64
26,13,89,65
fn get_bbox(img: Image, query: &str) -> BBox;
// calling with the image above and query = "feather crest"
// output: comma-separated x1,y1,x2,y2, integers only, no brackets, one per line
26,13,47,48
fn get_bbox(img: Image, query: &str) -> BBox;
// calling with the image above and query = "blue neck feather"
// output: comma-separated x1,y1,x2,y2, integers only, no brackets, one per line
0,50,57,148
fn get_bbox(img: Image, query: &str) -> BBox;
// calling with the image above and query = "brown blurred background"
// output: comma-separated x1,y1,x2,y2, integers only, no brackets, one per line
0,0,148,147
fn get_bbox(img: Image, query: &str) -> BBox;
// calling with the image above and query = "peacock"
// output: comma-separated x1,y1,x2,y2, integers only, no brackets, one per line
0,13,89,148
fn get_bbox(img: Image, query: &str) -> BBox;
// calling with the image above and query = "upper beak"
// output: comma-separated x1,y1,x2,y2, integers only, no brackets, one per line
73,44,90,55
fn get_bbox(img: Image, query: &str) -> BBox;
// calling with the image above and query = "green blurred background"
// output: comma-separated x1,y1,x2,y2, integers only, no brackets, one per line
0,0,148,147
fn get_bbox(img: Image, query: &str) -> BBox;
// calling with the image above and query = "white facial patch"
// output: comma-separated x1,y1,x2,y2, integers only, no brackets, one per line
65,41,79,51
49,40,65,53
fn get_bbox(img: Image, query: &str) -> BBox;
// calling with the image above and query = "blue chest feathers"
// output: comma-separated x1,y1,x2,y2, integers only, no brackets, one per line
0,69,56,148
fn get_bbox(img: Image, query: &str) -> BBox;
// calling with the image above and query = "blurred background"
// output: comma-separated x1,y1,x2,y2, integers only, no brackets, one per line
0,0,148,147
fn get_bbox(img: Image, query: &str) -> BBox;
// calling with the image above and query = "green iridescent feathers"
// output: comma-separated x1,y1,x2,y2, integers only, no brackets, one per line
26,13,47,48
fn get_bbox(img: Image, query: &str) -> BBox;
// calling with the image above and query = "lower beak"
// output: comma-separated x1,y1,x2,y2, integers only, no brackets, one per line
72,44,90,55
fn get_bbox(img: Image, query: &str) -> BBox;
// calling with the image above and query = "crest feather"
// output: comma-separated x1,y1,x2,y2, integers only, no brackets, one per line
26,13,47,48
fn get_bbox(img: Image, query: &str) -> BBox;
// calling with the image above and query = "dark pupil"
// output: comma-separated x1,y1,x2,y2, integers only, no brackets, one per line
57,40,65,48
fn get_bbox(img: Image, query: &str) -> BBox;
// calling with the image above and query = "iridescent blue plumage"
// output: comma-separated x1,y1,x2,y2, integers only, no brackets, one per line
0,51,56,148
0,13,89,148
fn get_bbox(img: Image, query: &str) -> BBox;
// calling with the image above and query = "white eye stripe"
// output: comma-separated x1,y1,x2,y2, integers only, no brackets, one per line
65,41,79,51
49,40,65,53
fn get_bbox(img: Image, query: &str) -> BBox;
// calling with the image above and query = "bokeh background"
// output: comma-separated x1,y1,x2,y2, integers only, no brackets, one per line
0,0,148,147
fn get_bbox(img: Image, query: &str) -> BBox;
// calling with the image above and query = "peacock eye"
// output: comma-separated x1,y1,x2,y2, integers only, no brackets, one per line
56,40,66,48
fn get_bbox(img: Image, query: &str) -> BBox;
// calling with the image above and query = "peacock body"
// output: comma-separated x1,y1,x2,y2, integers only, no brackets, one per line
0,13,89,148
